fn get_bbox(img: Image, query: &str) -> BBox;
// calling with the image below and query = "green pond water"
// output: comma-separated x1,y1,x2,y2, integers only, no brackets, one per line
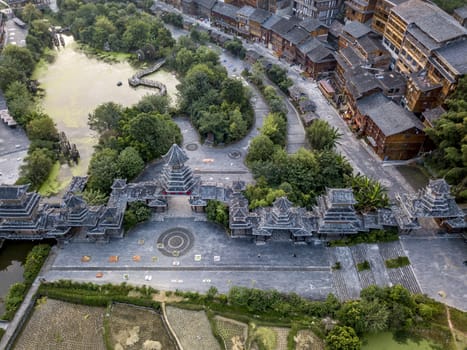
362,332,440,350
33,36,179,195
0,241,36,316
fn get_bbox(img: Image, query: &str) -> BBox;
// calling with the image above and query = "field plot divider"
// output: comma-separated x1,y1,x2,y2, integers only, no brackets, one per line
162,303,184,350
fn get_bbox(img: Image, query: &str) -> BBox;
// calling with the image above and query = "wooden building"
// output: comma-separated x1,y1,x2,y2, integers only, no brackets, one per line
355,93,425,160
212,2,240,34
338,20,372,49
182,0,217,17
298,18,329,39
371,0,406,34
236,5,256,37
270,17,300,55
248,8,271,41
305,44,336,79
292,0,344,25
345,0,377,23
260,13,281,47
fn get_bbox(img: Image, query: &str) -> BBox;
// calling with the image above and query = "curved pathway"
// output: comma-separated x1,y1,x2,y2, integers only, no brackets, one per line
128,59,167,94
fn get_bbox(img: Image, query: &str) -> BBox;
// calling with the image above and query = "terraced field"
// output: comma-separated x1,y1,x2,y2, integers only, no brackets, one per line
166,306,221,350
214,316,248,350
107,303,176,350
14,299,105,350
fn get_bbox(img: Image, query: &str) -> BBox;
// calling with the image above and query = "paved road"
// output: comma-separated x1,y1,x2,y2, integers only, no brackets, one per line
3,18,27,47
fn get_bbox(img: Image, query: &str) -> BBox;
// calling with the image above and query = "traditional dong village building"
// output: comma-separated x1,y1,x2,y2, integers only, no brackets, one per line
344,0,377,23
354,93,426,160
379,0,467,112
1,145,464,244
293,0,344,24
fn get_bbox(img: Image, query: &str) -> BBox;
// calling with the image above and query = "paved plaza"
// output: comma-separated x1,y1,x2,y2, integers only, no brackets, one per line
401,236,467,311
47,217,334,299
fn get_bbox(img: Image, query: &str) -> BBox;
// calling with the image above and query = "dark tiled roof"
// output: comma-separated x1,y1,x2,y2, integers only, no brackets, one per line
271,17,300,36
250,8,271,23
376,71,406,91
434,39,467,75
297,37,321,54
328,188,356,205
261,14,282,30
454,5,467,19
237,5,255,18
356,35,385,53
212,2,239,18
307,45,334,62
329,20,343,37
193,0,217,10
422,106,445,124
392,0,467,43
282,26,309,45
342,21,372,39
299,18,328,32
162,144,189,167
407,24,441,51
357,93,424,136
0,185,29,200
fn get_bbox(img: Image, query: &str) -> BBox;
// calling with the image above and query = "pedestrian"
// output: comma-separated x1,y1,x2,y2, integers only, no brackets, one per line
257,253,261,258
293,253,297,258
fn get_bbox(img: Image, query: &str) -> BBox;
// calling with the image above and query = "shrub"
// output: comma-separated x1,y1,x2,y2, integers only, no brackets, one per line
385,256,410,269
356,261,370,271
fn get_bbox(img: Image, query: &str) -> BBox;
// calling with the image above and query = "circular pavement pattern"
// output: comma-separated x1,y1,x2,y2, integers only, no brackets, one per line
157,228,194,257
228,150,241,159
185,143,198,151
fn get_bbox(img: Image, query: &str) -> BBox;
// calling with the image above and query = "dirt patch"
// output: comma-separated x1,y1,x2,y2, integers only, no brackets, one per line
152,291,184,303
166,306,221,350
294,330,325,350
108,303,176,350
14,298,106,350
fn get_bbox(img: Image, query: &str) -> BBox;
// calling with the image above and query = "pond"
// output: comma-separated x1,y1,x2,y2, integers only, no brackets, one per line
395,164,430,191
33,36,179,196
0,241,36,316
362,332,440,350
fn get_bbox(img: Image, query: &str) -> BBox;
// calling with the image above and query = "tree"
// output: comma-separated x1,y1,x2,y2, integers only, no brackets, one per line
345,174,389,212
26,116,59,142
88,102,123,133
18,148,54,189
92,16,116,49
306,120,342,151
117,147,145,180
21,3,43,24
87,148,119,193
206,200,229,228
325,326,361,350
122,19,150,51
0,45,35,90
82,189,108,205
4,81,35,125
135,94,170,114
261,113,287,147
224,38,246,58
246,134,276,164
124,112,181,161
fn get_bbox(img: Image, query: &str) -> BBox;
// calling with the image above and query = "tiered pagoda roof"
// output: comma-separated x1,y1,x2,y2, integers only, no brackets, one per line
314,188,361,234
0,184,41,220
160,144,196,194
162,143,189,168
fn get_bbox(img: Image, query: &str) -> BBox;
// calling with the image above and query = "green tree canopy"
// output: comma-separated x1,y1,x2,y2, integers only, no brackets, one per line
117,146,145,180
26,115,59,142
4,81,35,125
306,119,342,151
18,148,54,189
88,102,124,133
325,325,361,350
87,148,119,193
